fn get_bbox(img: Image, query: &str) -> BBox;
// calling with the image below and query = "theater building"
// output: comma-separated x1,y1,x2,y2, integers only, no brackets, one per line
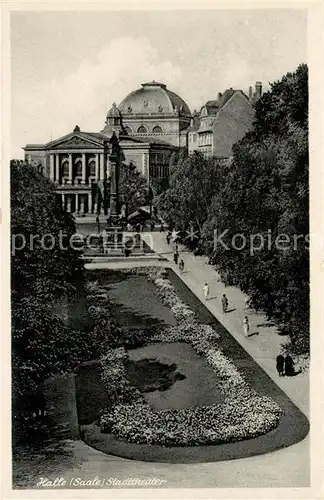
23,80,261,215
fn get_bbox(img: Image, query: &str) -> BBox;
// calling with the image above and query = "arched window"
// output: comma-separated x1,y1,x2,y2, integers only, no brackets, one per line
124,126,132,135
75,160,82,177
62,161,69,177
89,160,96,177
152,125,163,133
137,125,147,133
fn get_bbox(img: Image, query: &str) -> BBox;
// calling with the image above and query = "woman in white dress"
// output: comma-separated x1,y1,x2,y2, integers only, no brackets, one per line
243,316,250,337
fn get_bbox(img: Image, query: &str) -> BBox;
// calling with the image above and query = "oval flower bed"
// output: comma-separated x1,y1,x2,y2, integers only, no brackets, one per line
90,267,282,447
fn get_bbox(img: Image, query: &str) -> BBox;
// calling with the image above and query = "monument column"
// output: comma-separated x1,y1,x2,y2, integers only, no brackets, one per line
75,193,79,214
68,153,73,184
142,152,149,181
81,153,86,184
62,193,65,210
49,154,55,181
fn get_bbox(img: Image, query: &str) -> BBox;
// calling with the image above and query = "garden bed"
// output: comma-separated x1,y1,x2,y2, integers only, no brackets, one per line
75,267,309,461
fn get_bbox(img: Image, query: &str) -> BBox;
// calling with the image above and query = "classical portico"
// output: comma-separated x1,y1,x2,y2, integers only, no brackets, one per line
49,150,106,215
24,126,116,216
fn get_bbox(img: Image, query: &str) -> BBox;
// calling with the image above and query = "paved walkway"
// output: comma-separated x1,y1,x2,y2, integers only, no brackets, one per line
146,232,309,417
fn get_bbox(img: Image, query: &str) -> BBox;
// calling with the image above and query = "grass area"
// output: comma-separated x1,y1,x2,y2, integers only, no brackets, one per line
106,274,177,328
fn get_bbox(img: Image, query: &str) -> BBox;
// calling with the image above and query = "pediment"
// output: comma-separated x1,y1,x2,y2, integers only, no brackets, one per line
47,133,104,150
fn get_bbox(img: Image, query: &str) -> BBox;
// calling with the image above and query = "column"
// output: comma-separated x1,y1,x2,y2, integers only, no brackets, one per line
55,154,60,182
66,195,71,213
88,191,92,214
49,154,55,181
95,153,99,181
81,153,86,184
62,193,65,210
75,193,79,214
106,157,111,179
99,154,104,180
68,153,73,184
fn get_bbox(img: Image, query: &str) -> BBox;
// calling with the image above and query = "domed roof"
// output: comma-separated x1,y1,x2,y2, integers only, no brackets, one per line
107,102,122,118
119,81,191,116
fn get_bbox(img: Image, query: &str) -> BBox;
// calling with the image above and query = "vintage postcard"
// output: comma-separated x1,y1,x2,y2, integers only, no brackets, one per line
1,1,323,499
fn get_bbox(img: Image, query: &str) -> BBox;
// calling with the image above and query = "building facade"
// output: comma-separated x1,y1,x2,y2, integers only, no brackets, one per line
24,125,176,216
188,81,262,157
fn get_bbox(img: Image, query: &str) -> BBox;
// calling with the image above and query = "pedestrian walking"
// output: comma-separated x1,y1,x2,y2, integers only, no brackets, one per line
243,316,250,337
179,259,184,272
166,231,171,245
171,228,178,243
221,293,228,313
173,251,179,265
150,221,155,232
203,282,210,300
276,355,285,376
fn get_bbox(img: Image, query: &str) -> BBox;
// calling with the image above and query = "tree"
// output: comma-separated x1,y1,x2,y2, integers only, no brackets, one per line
158,152,227,232
119,162,150,215
11,160,86,414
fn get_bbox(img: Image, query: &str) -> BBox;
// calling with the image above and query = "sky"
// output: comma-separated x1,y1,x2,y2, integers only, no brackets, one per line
10,8,307,158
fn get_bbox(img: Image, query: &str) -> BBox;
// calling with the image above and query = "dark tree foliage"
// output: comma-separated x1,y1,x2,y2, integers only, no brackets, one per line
10,161,121,431
203,64,309,353
158,151,228,232
11,160,83,301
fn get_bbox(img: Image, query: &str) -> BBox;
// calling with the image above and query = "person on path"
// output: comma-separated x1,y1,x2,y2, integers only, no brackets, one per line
284,354,295,376
276,355,285,376
173,251,179,265
243,316,250,337
150,221,155,232
203,283,210,300
166,231,171,245
221,293,228,313
179,259,184,272
171,229,177,241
